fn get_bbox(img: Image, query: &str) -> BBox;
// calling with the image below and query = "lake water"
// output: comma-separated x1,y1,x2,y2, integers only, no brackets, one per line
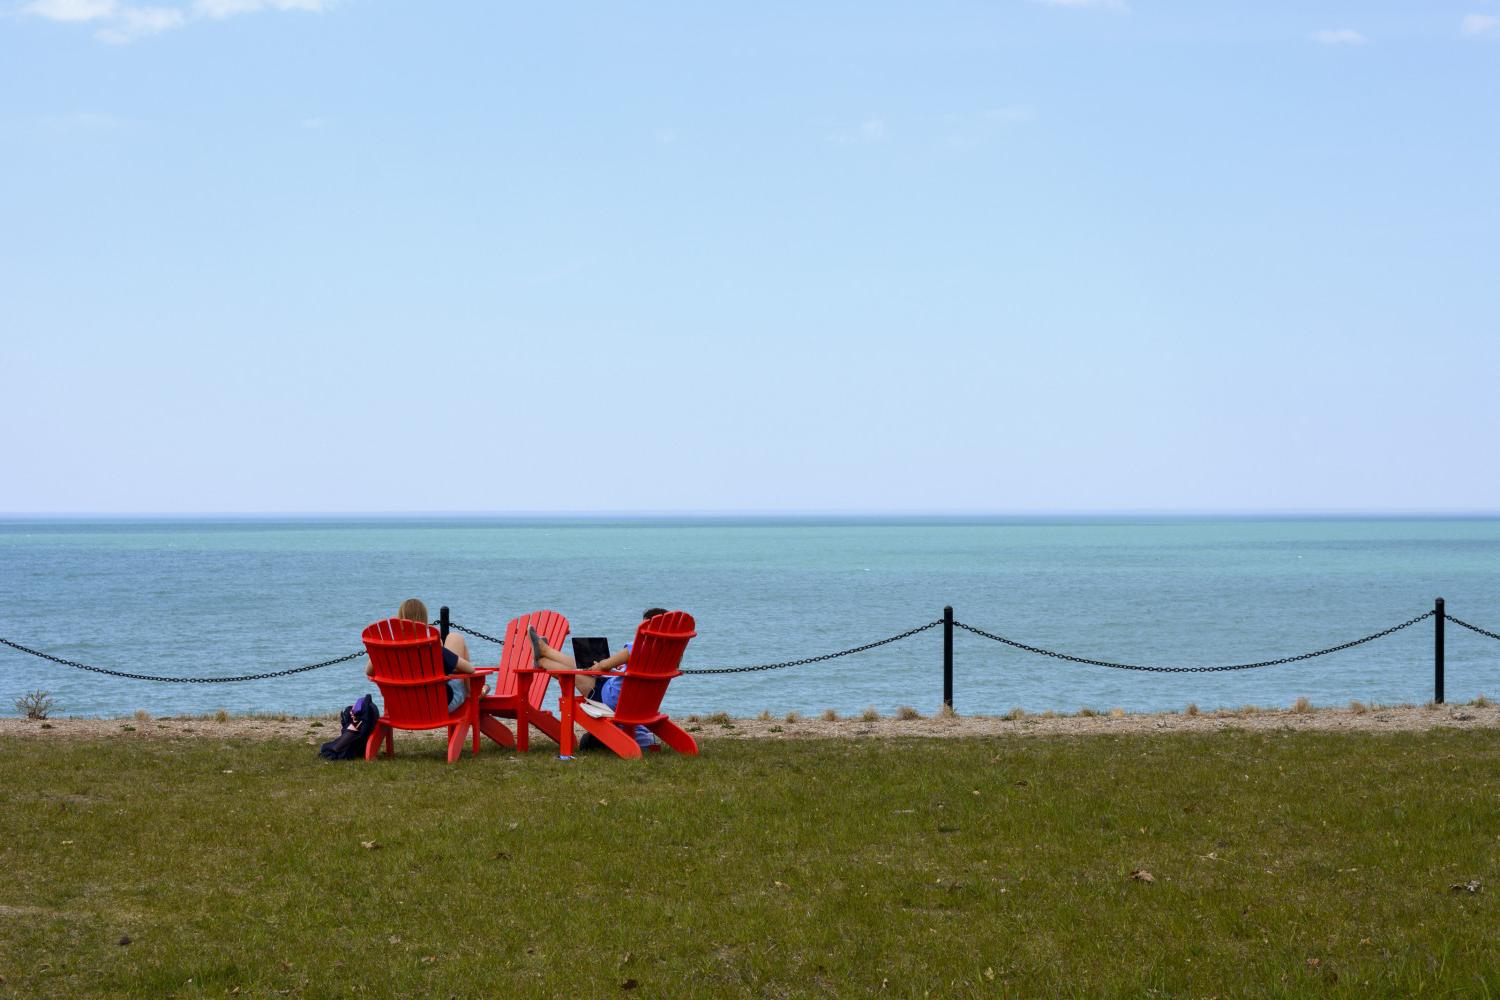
2,516,1498,719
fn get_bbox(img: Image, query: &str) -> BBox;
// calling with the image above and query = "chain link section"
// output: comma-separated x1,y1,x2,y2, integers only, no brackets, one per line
1448,616,1500,643
680,620,942,675
0,637,366,683
952,611,1434,673
446,623,505,646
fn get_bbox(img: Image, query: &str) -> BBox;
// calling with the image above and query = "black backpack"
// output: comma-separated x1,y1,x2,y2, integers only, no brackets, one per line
319,694,380,761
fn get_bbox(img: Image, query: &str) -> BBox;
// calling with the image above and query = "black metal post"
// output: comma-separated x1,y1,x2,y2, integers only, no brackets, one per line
1434,597,1445,705
440,605,450,643
943,605,954,710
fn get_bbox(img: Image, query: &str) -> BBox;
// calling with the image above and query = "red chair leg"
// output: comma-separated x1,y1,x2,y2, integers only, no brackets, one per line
525,706,564,747
577,714,642,759
364,723,386,761
648,718,699,756
479,714,515,748
447,720,470,764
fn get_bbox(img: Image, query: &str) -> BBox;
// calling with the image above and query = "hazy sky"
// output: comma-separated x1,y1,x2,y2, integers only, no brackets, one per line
4,1,1497,514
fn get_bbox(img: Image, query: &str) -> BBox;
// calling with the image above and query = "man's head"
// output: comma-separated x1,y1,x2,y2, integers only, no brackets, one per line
642,607,668,620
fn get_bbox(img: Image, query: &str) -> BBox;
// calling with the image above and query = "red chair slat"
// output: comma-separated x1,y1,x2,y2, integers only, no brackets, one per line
361,617,478,764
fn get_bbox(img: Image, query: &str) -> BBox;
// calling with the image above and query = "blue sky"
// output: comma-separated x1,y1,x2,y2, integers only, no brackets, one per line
3,0,1497,514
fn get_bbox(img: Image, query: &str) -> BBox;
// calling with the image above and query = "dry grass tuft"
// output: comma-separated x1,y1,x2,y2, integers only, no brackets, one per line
820,708,839,722
1078,707,1099,718
1472,694,1491,708
1349,700,1369,715
895,705,922,721
936,704,958,720
784,711,802,724
1185,703,1200,717
684,714,702,723
214,708,229,723
707,711,733,726
859,706,880,723
1292,696,1312,714
133,708,152,722
1003,707,1027,722
1108,707,1126,719
14,690,58,720
1237,705,1262,717
1040,710,1057,719
756,710,773,722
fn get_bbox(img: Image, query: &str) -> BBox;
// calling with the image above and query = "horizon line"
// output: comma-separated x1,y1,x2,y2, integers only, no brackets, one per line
4,508,1500,520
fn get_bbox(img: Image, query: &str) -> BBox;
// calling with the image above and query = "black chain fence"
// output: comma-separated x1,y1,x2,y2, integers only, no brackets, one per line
0,637,366,684
678,620,943,675
446,623,506,646
952,611,1437,674
1449,616,1500,643
2,606,1497,686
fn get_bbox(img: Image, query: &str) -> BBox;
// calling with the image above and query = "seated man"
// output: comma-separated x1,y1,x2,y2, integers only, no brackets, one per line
529,607,669,751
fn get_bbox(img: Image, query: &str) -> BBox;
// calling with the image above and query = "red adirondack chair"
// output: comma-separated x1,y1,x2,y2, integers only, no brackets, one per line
527,610,699,760
361,617,483,764
476,610,570,753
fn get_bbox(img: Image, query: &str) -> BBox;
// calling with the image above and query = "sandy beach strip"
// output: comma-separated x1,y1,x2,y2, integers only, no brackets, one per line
3,702,1498,745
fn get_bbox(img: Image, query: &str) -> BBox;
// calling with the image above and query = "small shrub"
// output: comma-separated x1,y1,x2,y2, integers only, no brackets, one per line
1473,694,1491,708
133,709,152,722
684,714,701,723
1238,705,1261,717
214,708,229,723
1293,696,1312,714
820,708,839,722
707,711,732,725
1040,710,1057,719
937,704,958,720
756,710,773,722
784,711,802,724
1003,707,1026,722
1185,703,1200,717
895,705,922,721
14,690,57,720
859,706,880,723
1349,700,1369,715
1078,707,1099,718
1108,707,1125,719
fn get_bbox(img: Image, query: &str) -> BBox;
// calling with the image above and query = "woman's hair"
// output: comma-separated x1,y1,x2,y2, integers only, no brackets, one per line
642,607,668,620
396,598,429,623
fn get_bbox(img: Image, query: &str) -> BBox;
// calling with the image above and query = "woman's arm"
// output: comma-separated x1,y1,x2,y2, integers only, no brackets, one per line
595,647,630,671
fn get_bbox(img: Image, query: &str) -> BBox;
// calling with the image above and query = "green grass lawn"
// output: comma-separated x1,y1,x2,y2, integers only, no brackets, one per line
2,728,1498,998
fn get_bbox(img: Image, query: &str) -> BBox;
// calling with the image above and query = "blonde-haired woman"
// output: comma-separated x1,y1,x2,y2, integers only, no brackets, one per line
367,598,485,712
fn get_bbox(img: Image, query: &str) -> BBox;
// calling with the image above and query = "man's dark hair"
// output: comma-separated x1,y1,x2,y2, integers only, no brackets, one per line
642,607,669,620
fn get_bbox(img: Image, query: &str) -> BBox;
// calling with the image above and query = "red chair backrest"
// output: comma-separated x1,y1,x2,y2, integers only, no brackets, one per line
492,610,569,709
362,617,449,727
613,611,696,724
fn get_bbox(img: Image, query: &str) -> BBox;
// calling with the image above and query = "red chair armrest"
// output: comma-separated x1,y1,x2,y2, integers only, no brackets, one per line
517,667,617,678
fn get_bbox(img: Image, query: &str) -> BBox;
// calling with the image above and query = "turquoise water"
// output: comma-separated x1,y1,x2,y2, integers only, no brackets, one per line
2,516,1498,719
